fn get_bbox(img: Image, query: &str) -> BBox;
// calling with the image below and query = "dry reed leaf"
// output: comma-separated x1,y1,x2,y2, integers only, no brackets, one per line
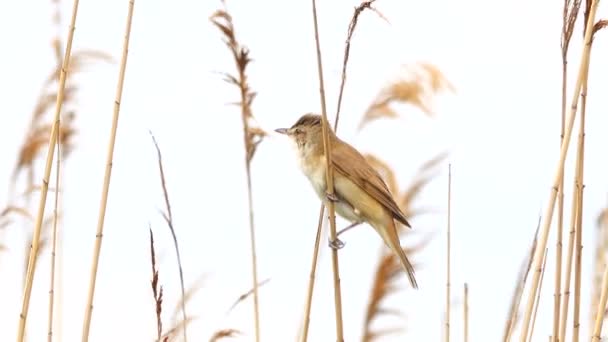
502,217,541,341
362,239,429,341
359,62,454,130
43,50,113,86
170,273,208,320
593,19,608,35
209,329,241,341
1,206,34,222
226,278,271,314
162,316,198,342
418,151,449,172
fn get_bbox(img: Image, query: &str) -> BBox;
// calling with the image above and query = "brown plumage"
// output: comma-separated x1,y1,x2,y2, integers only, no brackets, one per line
276,113,418,289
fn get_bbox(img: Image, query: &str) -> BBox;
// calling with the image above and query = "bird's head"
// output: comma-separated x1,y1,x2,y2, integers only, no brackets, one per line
274,113,327,149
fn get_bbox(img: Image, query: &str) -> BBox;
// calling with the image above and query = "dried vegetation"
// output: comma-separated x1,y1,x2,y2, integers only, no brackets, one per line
2,0,608,341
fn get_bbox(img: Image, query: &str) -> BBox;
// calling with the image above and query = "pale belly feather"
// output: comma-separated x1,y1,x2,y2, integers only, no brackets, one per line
297,149,366,224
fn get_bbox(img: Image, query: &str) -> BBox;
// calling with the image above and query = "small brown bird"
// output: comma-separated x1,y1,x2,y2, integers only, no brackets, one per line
275,113,418,289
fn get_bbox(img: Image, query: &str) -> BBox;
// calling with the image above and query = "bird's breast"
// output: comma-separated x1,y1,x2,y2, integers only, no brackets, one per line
298,153,327,200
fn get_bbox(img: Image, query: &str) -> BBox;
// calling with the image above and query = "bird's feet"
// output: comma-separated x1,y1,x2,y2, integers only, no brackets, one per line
325,191,339,202
328,237,345,250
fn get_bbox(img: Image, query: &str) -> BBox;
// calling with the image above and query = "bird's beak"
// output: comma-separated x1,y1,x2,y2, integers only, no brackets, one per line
274,128,289,135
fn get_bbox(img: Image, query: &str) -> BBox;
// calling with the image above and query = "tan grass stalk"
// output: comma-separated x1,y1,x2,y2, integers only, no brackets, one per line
150,133,189,342
517,0,600,339
299,2,380,340
16,0,81,339
47,112,63,342
311,0,344,339
553,0,581,338
464,283,469,342
299,206,326,342
81,2,135,340
48,0,65,335
503,216,541,342
557,171,583,341
591,259,608,341
573,6,595,339
571,58,588,342
209,4,267,340
527,248,548,342
445,164,452,342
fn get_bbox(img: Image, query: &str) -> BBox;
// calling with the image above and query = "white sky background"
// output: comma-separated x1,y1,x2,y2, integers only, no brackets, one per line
1,0,608,341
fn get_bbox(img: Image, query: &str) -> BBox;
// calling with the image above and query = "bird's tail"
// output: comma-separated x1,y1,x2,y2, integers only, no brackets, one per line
375,219,418,289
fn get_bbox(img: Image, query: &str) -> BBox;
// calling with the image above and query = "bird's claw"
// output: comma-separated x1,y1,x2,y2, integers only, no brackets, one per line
328,237,345,250
326,192,339,202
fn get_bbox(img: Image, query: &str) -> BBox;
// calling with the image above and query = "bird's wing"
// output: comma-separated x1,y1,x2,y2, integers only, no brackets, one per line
330,140,411,228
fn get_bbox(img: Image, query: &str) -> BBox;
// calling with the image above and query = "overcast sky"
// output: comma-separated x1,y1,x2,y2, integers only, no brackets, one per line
1,0,608,341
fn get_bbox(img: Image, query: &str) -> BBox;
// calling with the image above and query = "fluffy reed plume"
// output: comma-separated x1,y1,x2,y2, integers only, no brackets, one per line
210,3,266,340
553,1,581,338
358,63,454,130
590,207,608,334
150,133,189,342
149,227,166,342
362,239,430,342
503,216,541,342
300,2,384,340
519,0,600,339
361,154,443,341
81,1,135,340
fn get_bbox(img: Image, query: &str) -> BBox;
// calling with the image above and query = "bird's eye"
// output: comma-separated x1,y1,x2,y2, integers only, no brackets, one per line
295,128,303,134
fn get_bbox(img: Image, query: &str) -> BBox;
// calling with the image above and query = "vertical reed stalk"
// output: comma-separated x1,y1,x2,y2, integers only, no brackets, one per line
517,1,600,339
558,172,582,341
310,0,344,340
47,122,62,342
16,0,81,340
571,51,589,342
553,0,569,334
300,3,377,340
528,248,548,342
445,164,452,342
464,283,468,342
81,2,135,340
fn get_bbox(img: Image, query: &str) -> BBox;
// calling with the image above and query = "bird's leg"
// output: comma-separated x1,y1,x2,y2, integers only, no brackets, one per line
328,222,362,250
337,221,362,237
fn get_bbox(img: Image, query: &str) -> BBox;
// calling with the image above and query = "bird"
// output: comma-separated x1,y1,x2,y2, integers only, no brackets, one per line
275,113,418,289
